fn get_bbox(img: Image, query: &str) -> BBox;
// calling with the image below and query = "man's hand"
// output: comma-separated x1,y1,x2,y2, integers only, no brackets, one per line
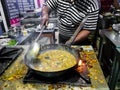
41,12,49,27
41,5,50,27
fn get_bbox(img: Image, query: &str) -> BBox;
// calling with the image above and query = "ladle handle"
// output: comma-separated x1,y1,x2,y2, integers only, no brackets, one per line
65,16,88,45
35,25,45,42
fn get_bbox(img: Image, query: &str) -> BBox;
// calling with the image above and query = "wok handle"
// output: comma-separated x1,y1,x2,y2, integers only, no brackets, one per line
65,16,88,45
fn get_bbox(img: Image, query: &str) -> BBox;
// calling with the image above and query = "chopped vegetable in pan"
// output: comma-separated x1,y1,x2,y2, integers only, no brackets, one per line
36,50,77,72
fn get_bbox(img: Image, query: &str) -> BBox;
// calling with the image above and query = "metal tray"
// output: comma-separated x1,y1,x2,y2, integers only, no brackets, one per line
0,47,23,75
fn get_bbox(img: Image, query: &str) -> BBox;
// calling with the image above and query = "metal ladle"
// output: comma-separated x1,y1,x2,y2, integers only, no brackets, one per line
26,25,45,61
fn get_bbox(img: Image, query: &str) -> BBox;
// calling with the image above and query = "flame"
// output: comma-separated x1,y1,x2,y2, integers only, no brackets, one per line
78,60,82,66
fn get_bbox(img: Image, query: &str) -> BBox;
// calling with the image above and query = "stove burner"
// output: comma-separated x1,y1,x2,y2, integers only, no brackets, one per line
23,69,91,86
0,47,23,75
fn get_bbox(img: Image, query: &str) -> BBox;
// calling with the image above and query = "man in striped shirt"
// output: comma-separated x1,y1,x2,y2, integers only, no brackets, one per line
42,0,99,45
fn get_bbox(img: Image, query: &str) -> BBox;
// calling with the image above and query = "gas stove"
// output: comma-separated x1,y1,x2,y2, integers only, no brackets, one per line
23,63,91,86
0,46,23,75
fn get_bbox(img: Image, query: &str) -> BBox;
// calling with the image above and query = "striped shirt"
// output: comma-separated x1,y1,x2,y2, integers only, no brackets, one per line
46,0,99,38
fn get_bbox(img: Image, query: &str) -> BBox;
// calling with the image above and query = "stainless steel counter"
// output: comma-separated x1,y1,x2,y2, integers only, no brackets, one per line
100,30,120,48
98,29,120,90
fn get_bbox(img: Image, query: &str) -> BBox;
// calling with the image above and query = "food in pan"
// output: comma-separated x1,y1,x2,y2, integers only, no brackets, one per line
36,50,77,72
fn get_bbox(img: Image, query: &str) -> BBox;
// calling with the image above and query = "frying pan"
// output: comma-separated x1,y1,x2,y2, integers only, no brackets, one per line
24,44,80,77
24,16,88,77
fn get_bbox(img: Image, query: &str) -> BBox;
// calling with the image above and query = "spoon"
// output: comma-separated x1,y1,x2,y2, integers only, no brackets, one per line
26,25,45,61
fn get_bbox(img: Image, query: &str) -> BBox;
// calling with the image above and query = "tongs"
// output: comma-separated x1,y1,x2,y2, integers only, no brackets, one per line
26,25,46,60
65,16,88,45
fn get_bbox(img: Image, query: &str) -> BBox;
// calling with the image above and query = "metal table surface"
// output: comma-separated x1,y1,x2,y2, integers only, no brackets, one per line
98,29,120,90
100,30,120,48
108,48,120,90
98,29,120,61
15,32,33,45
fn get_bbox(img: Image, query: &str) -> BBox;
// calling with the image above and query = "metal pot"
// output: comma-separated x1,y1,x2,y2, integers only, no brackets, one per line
24,44,80,77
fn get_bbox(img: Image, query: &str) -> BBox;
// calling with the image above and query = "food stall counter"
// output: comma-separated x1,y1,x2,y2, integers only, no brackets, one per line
0,45,109,90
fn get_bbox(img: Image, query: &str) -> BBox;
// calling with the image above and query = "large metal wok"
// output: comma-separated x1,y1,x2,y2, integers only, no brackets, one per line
24,16,88,77
24,44,80,77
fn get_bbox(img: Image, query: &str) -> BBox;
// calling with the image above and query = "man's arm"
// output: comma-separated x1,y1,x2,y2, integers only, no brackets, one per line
41,5,50,26
74,30,91,43
41,0,58,26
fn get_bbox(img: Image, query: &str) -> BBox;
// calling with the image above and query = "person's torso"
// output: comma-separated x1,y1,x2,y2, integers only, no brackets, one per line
46,0,99,37
57,0,90,37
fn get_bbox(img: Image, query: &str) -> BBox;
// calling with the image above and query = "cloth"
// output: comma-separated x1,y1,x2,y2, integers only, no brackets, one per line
46,0,99,38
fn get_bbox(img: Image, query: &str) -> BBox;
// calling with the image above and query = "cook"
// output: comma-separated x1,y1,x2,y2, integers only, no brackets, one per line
41,0,100,45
